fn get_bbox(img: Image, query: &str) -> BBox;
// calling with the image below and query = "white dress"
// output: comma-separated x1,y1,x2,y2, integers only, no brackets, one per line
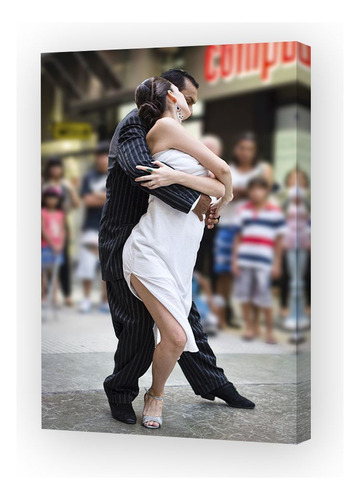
122,148,209,353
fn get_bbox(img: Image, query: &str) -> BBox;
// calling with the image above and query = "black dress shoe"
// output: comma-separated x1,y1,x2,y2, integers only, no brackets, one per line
201,382,255,409
109,402,137,424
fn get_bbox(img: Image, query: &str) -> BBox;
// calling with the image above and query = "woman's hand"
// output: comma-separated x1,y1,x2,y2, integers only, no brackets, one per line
210,193,233,218
134,161,179,189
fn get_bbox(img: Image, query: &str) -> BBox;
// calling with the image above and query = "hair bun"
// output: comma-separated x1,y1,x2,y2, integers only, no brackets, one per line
135,76,172,129
138,101,162,128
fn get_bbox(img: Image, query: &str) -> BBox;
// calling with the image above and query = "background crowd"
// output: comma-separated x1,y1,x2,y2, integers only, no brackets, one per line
41,129,311,344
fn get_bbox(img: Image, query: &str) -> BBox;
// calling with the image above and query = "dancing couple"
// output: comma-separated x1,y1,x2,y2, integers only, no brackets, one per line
99,69,255,429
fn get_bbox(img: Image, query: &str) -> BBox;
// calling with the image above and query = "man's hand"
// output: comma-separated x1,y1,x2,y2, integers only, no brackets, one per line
205,204,220,229
192,193,211,222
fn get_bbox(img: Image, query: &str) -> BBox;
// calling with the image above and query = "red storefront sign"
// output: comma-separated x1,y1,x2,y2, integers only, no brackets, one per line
204,42,311,84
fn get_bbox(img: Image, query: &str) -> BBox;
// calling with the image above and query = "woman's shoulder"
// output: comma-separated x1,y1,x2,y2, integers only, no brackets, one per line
156,116,180,127
147,117,183,149
148,117,181,136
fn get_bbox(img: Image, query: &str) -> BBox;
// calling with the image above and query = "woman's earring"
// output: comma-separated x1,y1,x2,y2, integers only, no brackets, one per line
176,105,184,122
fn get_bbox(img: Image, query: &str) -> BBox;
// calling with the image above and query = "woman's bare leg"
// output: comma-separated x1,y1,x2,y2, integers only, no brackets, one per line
130,274,187,427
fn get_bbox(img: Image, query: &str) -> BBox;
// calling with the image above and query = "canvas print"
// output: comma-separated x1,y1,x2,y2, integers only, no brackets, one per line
41,41,311,443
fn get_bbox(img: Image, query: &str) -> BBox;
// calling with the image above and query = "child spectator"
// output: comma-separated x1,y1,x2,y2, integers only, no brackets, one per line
42,156,80,307
41,186,66,306
231,176,286,344
192,270,223,336
214,132,273,329
280,168,311,329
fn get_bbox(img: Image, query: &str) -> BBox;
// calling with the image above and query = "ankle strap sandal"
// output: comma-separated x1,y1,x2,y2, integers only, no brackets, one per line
141,388,164,429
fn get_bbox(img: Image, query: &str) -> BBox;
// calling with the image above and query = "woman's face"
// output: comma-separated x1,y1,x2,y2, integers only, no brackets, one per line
169,84,191,120
49,164,63,180
234,139,257,166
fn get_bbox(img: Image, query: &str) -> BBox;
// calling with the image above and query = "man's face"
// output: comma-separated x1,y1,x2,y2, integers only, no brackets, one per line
180,78,198,117
96,153,108,173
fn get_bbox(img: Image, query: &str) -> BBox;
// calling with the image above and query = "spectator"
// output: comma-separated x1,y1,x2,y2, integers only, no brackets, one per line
42,156,80,307
278,168,311,328
195,134,224,290
76,141,109,313
192,270,223,337
41,186,66,306
214,132,273,328
231,176,286,344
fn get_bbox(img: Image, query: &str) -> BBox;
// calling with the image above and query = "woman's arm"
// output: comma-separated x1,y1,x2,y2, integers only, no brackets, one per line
147,117,233,203
175,170,225,198
116,113,200,214
66,181,81,209
136,164,225,198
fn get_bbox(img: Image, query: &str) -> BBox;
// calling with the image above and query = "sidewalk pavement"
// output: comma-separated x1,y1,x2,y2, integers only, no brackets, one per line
42,293,310,444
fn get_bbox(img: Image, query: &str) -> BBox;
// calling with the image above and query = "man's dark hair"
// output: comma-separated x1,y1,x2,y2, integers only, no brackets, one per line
160,68,199,91
248,175,270,191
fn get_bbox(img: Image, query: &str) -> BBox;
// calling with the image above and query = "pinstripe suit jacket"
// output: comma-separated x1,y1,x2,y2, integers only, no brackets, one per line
98,109,200,281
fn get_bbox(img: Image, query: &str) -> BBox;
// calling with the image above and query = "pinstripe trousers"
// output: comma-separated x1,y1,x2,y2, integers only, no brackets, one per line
103,278,229,404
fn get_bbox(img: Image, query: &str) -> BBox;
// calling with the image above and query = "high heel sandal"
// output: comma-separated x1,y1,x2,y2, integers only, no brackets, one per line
142,388,163,429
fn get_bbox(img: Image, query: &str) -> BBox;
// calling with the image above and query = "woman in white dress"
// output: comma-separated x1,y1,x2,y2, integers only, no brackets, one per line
122,77,233,429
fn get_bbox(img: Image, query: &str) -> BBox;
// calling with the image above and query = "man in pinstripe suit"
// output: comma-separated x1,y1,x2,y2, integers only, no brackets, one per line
99,69,255,424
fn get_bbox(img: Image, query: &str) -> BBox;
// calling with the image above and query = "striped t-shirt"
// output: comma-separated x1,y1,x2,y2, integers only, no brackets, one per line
233,201,286,270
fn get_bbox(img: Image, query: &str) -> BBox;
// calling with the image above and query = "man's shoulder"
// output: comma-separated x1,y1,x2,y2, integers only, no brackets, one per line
109,108,148,155
119,108,145,129
110,109,140,139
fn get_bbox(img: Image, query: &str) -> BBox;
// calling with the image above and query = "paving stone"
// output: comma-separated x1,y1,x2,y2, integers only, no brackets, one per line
42,382,310,444
42,297,311,444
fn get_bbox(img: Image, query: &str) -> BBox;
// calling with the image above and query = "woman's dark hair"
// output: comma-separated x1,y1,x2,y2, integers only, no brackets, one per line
232,131,259,167
160,68,199,91
135,76,173,129
43,156,64,181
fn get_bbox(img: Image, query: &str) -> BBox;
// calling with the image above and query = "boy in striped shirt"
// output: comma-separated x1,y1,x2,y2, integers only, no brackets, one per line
231,176,286,344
